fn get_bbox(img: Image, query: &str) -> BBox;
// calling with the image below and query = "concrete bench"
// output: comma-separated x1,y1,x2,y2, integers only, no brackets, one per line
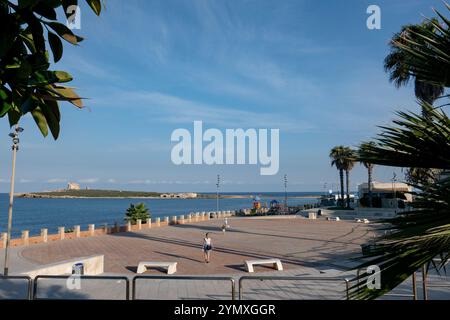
244,258,283,273
137,262,177,274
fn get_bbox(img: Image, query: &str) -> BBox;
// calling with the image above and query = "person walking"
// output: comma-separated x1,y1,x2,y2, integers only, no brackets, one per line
203,233,213,263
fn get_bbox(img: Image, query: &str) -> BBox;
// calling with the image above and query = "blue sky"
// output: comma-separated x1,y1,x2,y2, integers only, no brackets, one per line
0,0,443,193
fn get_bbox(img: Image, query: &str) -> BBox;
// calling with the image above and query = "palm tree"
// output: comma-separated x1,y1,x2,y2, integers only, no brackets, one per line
351,103,450,299
342,148,356,209
384,13,448,192
384,20,445,110
349,5,450,299
359,143,376,207
330,146,347,207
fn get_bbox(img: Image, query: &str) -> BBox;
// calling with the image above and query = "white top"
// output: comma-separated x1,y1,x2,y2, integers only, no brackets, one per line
204,238,211,246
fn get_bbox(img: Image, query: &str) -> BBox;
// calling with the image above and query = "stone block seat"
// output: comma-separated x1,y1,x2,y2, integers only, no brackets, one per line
136,261,177,274
244,258,283,273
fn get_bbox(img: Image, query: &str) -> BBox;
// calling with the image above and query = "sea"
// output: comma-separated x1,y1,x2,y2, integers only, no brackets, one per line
0,192,321,238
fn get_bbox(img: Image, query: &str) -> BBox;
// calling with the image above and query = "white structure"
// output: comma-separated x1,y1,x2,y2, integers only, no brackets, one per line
358,181,413,208
137,262,177,274
67,182,80,190
245,258,283,273
160,193,197,199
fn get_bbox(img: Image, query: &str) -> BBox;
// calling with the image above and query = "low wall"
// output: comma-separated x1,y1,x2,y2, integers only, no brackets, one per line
1,210,236,249
20,255,104,278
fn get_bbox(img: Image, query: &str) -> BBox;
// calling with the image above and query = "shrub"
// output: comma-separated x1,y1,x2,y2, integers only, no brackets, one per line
125,203,150,224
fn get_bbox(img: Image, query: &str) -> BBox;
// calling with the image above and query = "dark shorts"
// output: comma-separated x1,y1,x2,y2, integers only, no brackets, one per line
204,245,212,251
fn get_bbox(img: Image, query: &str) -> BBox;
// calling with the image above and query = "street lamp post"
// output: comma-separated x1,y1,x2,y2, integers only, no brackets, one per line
392,172,398,213
3,125,23,276
216,175,220,213
284,174,288,213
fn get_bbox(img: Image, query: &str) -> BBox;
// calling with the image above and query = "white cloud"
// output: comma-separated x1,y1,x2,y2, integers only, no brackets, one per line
46,178,67,183
96,90,314,133
78,178,99,184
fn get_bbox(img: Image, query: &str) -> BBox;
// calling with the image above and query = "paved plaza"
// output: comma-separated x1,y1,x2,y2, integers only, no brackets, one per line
1,216,449,300
17,216,375,274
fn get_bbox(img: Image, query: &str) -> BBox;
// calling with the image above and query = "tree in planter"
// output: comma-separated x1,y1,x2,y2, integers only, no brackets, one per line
125,203,150,225
0,0,102,138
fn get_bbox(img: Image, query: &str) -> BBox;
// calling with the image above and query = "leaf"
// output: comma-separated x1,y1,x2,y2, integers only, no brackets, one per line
0,88,12,117
20,96,38,113
85,0,102,16
48,31,63,62
54,86,83,107
40,101,60,139
47,22,79,45
34,2,57,20
31,107,49,137
18,0,40,9
7,107,21,127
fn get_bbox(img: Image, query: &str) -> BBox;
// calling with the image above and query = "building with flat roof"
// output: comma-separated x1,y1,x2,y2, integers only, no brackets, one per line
358,182,413,208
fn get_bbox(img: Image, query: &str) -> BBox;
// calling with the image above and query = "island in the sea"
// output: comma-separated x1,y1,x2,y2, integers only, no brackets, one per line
16,189,251,199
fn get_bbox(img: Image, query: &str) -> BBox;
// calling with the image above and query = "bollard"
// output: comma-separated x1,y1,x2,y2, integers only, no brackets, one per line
179,215,185,224
41,228,48,243
22,230,29,246
74,225,81,238
171,216,177,225
127,222,132,232
114,222,120,233
137,219,142,230
58,227,65,240
195,212,200,222
88,224,95,236
187,214,192,223
1,232,7,248
147,219,152,228
164,217,169,225
156,217,161,227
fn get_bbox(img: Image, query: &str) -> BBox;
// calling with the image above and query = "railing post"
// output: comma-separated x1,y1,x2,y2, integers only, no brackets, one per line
58,227,65,240
88,224,95,236
422,265,428,300
41,228,48,243
74,225,80,238
1,233,6,249
22,230,29,246
412,272,417,300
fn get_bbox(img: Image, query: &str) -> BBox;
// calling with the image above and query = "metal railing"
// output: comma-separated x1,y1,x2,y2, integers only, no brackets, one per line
0,275,32,300
33,275,130,300
132,275,236,300
422,261,450,300
355,269,417,300
238,276,350,300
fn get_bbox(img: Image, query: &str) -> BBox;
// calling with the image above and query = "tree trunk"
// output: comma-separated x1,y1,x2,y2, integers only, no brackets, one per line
346,170,350,208
368,166,373,208
339,169,345,208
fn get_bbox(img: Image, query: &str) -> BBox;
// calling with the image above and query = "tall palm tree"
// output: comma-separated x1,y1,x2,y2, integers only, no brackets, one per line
349,5,450,299
384,11,447,202
384,19,445,109
330,146,346,208
342,148,356,209
359,143,376,207
351,103,450,299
